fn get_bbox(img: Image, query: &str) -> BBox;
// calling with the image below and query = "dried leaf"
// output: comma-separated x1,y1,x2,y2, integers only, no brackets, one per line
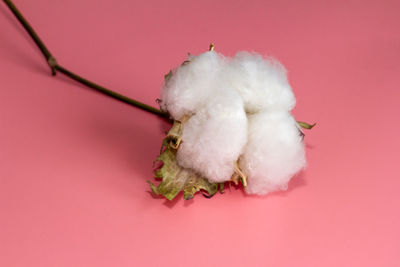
148,138,224,201
297,121,316,130
164,70,173,82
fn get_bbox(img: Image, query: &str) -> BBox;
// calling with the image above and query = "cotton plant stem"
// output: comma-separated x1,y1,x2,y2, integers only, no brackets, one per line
3,0,56,73
4,0,315,128
54,65,168,117
3,0,168,119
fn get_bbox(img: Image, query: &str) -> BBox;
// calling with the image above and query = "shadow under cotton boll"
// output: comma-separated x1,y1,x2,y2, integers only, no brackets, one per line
82,111,166,193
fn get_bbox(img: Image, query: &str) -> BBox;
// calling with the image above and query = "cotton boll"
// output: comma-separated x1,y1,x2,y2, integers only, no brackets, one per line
227,51,296,114
161,51,226,120
241,111,305,195
176,89,248,183
160,48,307,195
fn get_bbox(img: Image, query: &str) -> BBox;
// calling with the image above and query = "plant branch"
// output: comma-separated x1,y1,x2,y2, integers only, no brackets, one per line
3,0,315,128
3,0,168,119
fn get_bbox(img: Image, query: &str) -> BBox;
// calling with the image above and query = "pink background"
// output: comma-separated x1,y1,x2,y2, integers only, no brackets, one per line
1,0,399,266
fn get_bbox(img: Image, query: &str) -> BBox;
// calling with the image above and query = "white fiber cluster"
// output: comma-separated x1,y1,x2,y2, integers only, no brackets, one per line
161,50,305,195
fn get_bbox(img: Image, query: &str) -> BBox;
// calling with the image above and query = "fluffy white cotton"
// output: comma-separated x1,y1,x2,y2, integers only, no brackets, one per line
161,51,226,119
240,111,305,195
177,89,247,182
161,49,306,195
226,51,296,114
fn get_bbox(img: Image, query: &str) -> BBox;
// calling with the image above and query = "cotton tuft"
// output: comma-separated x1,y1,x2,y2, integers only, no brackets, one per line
240,111,305,195
177,89,247,183
161,51,226,119
161,50,306,195
226,52,296,113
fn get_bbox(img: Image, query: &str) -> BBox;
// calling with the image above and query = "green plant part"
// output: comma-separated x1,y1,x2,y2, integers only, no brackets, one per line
148,138,224,200
297,121,316,130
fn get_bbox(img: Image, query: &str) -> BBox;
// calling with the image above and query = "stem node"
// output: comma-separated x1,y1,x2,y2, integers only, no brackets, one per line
47,56,58,76
3,0,168,118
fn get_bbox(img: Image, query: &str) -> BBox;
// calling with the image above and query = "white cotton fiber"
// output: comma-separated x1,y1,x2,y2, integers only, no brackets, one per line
177,89,247,182
240,111,306,195
226,51,296,114
161,49,307,195
161,51,225,119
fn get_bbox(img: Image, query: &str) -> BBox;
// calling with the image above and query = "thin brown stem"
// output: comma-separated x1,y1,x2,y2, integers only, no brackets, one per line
3,0,168,118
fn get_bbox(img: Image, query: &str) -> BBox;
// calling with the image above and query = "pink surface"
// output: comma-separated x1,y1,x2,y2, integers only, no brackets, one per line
1,0,400,266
